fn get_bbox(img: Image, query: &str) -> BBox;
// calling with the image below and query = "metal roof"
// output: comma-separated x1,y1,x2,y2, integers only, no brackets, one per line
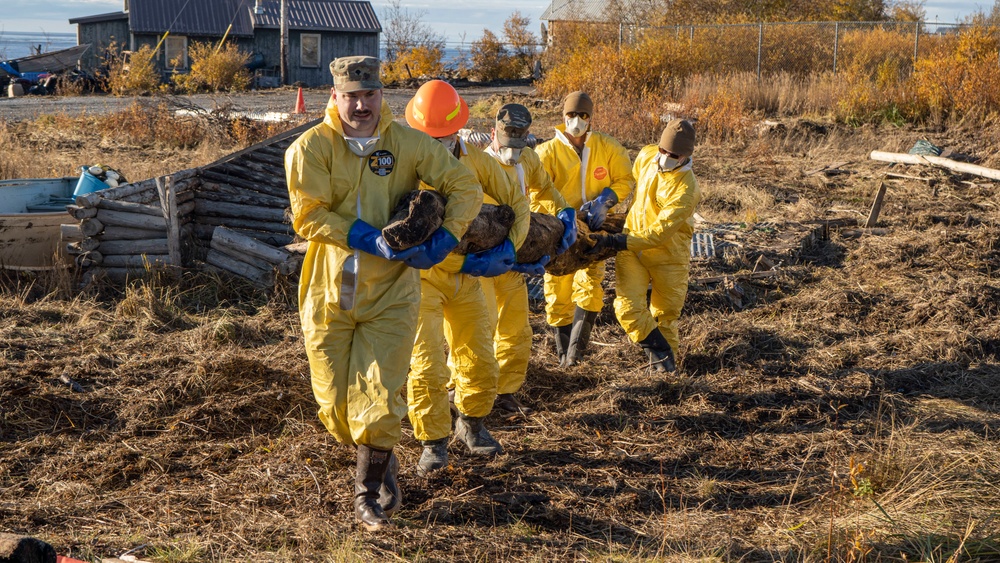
129,0,256,37
68,11,129,25
250,0,381,33
541,0,653,23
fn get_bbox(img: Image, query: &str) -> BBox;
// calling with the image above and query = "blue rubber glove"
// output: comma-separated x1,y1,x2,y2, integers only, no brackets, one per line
556,208,578,254
347,220,420,261
460,238,516,277
403,227,459,270
512,254,550,275
583,187,618,230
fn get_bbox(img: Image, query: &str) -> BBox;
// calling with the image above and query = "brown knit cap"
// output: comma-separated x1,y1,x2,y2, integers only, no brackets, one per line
563,91,594,116
658,119,696,157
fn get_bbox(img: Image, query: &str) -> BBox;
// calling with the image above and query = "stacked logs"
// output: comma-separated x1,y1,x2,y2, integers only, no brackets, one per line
205,226,300,287
62,169,198,284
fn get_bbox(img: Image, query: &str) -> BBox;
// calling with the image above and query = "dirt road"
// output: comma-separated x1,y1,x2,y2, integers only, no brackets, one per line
0,84,538,122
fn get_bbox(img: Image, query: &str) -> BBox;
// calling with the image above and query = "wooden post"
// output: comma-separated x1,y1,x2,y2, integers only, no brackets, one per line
280,0,288,86
212,226,291,265
157,175,182,268
864,178,887,229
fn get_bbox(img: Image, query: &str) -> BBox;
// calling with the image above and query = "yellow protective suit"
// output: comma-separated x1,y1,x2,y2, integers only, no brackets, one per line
536,128,635,327
286,97,482,451
480,145,570,394
409,139,530,442
613,145,702,356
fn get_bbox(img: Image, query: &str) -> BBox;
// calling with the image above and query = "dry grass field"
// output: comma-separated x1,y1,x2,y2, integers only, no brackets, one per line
1,90,999,562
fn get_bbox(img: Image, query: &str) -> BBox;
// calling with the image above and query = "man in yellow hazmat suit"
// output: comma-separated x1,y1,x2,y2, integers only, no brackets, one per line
284,57,482,531
588,119,701,373
481,103,578,415
536,92,635,368
403,80,531,475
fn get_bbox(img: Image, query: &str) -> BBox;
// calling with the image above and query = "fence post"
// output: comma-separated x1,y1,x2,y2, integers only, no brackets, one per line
913,21,920,66
690,25,694,43
833,21,840,75
619,22,623,51
757,21,764,81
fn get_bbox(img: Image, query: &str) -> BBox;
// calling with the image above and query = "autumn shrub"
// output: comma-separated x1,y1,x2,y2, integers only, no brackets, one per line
382,45,444,82
470,29,513,81
172,41,251,93
106,44,162,96
97,101,205,149
909,25,1000,122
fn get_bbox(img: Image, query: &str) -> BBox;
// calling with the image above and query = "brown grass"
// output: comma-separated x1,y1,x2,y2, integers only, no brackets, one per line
2,95,1000,561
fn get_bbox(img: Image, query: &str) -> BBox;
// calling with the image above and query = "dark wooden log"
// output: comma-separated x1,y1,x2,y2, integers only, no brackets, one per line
194,199,288,223
96,198,163,217
200,169,288,199
82,267,146,285
102,254,170,268
234,156,286,179
177,200,196,217
67,205,99,220
192,223,293,245
196,185,289,208
212,226,291,265
100,226,166,240
74,169,197,207
61,223,84,242
96,208,167,230
75,251,103,268
80,218,104,237
194,216,293,235
99,238,169,255
66,238,100,254
210,237,275,272
215,161,286,188
205,249,274,286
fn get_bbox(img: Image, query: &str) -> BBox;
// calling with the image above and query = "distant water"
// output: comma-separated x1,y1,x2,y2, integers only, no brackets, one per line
0,31,78,60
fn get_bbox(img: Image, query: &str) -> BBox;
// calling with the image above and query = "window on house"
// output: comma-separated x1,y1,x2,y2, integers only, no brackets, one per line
164,35,188,69
300,34,320,68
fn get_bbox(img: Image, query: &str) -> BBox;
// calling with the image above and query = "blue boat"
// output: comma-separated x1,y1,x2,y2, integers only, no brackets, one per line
0,177,76,270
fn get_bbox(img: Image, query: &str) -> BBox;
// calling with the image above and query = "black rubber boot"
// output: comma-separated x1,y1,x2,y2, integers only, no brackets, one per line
565,307,599,367
638,328,676,373
553,324,572,367
494,393,533,415
378,451,401,515
417,437,449,477
455,414,503,456
354,445,393,531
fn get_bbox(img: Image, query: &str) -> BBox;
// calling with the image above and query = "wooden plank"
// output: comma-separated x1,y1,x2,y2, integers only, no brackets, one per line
864,179,887,229
158,175,182,268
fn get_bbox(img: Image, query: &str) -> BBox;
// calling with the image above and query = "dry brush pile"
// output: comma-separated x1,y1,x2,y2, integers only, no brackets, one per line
1,114,1000,562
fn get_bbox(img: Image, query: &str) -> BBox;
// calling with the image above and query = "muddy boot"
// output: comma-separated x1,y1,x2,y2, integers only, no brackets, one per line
416,437,449,477
494,392,533,415
354,445,393,531
378,451,401,516
565,307,599,367
553,324,572,367
638,328,676,373
455,413,503,456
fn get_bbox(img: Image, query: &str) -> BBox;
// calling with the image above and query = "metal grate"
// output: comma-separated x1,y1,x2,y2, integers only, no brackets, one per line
690,232,715,261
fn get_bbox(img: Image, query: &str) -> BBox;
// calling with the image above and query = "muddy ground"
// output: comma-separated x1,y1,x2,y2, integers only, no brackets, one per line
1,91,999,562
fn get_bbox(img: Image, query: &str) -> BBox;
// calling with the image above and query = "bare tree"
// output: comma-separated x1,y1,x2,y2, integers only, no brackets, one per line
381,0,445,63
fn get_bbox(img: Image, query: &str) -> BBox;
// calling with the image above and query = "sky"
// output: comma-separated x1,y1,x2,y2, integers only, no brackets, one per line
0,0,993,45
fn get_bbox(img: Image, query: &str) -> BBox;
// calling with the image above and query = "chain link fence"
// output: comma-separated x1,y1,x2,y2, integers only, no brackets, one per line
620,21,968,79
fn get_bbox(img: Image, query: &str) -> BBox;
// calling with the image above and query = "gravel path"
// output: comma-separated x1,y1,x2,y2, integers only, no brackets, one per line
0,85,538,121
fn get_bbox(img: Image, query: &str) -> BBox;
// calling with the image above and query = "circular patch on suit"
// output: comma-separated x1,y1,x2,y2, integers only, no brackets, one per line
368,150,395,176
593,166,608,180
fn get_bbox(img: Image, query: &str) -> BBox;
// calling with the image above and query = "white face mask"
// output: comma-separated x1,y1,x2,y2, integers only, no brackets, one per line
436,134,458,155
497,146,522,165
657,152,682,172
565,116,588,138
344,134,380,157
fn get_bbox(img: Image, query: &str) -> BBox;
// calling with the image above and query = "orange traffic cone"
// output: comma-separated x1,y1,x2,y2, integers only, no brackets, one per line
293,87,306,114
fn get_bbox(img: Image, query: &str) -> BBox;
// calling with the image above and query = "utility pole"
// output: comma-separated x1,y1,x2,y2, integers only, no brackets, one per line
280,0,288,85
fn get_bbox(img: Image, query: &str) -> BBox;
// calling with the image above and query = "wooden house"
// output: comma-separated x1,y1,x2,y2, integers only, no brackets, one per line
69,0,381,87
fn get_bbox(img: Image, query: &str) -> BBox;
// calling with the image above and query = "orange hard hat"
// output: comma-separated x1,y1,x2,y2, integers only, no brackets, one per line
405,80,469,137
